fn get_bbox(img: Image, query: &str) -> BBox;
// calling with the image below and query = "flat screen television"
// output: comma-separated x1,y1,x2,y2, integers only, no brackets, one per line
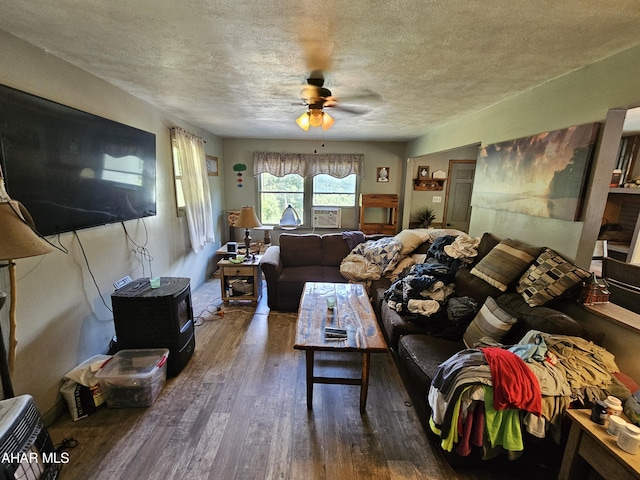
0,84,156,236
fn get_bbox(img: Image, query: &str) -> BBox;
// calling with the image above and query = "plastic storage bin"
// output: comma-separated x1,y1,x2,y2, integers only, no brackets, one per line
96,348,169,408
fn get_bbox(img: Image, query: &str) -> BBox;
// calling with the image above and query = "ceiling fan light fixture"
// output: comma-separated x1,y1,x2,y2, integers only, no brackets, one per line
321,112,334,131
296,112,310,131
296,108,334,132
309,109,324,128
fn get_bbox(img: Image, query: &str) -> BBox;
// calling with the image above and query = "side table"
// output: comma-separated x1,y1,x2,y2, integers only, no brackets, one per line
559,409,640,480
218,256,262,306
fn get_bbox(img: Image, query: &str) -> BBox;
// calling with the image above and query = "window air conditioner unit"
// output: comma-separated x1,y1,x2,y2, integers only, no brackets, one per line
312,207,341,228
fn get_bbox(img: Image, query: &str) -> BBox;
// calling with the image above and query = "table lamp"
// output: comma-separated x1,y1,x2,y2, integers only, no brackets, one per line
0,168,53,397
233,206,262,260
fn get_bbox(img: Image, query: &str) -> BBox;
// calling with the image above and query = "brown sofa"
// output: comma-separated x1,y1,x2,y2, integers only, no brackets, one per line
260,233,382,311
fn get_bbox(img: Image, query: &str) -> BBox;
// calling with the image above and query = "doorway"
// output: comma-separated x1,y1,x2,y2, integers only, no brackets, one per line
443,160,476,232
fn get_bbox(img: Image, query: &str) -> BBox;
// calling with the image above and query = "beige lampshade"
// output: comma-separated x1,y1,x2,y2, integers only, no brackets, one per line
233,206,262,229
0,200,54,261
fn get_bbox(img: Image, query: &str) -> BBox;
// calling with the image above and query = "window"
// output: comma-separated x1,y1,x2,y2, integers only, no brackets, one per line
312,174,357,207
258,173,357,226
170,127,214,253
258,173,304,224
172,149,186,212
253,152,363,227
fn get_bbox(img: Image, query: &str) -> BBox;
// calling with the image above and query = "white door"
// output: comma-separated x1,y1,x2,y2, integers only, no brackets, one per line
444,160,476,232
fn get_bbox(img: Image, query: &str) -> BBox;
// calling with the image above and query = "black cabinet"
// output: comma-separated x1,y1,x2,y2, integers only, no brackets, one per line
111,277,195,376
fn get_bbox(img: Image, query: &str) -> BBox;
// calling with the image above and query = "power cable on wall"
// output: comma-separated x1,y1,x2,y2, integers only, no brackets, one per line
121,220,154,277
73,231,112,313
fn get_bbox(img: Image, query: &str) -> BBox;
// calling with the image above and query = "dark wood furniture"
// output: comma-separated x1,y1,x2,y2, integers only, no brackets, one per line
293,282,387,413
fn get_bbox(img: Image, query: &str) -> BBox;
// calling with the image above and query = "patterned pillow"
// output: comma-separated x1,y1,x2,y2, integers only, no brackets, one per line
463,297,518,348
470,239,541,292
517,248,591,306
352,237,403,276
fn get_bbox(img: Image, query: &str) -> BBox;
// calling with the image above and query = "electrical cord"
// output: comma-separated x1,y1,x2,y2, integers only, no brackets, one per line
122,220,154,277
193,303,259,326
55,437,78,453
73,231,112,313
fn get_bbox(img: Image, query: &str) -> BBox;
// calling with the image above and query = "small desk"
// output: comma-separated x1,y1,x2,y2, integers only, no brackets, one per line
559,409,640,480
293,282,387,413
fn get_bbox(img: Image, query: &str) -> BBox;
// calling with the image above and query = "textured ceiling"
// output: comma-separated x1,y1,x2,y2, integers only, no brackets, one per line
1,1,640,141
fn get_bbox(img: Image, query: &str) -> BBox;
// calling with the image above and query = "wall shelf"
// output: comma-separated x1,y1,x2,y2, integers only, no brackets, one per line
413,178,446,191
609,187,640,194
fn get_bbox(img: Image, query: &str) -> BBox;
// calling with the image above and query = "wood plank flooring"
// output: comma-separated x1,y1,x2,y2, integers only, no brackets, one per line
48,276,511,480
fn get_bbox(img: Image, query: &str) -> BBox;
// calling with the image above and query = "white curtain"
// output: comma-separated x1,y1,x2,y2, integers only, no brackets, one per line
253,152,364,178
170,127,215,253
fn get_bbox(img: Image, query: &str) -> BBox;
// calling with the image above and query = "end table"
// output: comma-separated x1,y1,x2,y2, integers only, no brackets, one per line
218,256,262,305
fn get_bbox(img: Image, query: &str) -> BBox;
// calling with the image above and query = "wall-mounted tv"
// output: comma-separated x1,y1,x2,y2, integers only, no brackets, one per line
0,84,156,236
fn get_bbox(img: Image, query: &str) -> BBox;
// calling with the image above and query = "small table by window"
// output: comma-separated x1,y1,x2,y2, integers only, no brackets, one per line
559,409,640,480
218,256,262,306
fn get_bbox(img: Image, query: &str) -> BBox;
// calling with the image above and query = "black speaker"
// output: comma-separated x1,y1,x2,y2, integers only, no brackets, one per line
111,277,195,376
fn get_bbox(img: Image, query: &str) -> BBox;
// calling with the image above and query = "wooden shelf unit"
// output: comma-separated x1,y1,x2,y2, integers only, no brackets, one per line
359,194,398,235
413,178,446,191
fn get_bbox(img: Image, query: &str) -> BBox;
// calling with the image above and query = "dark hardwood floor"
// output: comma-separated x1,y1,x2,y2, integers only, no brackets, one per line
48,276,521,480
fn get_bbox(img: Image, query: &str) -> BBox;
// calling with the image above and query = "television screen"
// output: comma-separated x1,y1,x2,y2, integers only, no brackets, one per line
0,84,156,236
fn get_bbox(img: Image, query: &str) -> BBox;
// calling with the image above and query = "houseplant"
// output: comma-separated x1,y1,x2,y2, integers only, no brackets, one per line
415,206,437,228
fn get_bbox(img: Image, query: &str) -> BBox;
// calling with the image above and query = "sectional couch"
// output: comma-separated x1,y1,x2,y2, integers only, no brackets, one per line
260,229,631,468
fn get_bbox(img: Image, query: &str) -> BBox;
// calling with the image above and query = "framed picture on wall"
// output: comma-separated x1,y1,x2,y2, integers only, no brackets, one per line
472,122,599,221
417,166,430,180
206,155,219,176
376,167,390,182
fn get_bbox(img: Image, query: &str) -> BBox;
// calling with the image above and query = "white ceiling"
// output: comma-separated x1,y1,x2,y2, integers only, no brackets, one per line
2,1,640,141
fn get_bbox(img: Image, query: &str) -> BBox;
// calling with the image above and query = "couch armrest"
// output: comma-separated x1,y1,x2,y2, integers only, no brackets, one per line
260,245,282,277
260,245,282,310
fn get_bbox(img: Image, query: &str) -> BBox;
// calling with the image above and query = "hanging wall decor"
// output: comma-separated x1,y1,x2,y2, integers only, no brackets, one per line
376,167,390,183
233,163,247,188
471,123,600,221
206,155,219,176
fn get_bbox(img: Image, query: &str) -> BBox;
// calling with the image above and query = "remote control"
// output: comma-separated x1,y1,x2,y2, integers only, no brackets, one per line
325,327,347,336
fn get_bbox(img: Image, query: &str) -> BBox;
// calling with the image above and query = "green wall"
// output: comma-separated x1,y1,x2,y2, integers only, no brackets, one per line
407,44,640,262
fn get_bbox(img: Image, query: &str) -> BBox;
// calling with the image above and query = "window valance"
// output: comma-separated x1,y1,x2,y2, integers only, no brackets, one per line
252,152,364,179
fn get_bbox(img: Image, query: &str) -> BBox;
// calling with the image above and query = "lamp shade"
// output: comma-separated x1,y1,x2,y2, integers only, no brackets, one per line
321,112,335,130
296,112,311,131
0,200,53,261
296,109,334,131
233,206,262,229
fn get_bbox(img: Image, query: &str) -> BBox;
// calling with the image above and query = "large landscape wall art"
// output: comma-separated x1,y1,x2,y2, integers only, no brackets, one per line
471,123,600,221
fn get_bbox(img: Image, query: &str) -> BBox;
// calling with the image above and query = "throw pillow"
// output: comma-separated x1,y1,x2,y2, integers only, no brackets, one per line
394,229,431,255
463,297,518,348
470,239,541,292
517,248,591,306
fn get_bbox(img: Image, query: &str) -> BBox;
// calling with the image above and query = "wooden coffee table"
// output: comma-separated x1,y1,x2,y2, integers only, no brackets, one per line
293,282,388,413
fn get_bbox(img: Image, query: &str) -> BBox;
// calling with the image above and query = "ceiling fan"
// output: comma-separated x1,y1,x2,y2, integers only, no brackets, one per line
295,70,381,131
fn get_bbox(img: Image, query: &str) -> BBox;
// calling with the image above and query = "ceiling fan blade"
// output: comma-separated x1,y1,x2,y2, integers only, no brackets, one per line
329,104,369,115
334,89,383,103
